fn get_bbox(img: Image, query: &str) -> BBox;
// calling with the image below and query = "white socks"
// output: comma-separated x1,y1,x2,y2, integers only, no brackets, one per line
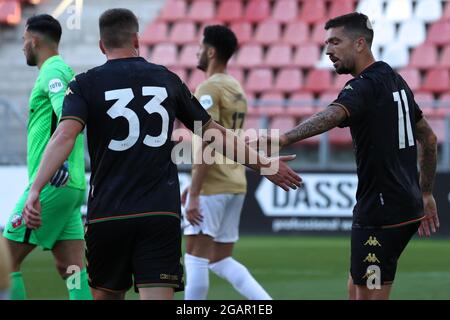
184,253,210,300
209,257,272,300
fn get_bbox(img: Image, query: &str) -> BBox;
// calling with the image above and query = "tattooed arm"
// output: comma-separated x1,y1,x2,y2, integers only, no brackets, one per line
280,104,348,148
415,117,439,237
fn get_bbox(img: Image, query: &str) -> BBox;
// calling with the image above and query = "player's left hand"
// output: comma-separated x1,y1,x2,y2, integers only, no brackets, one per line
418,194,439,237
262,155,303,191
50,161,69,188
23,190,42,229
186,193,203,226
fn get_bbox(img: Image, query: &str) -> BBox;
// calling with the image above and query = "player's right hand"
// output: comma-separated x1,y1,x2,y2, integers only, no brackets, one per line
50,161,69,188
263,155,303,191
418,194,439,237
23,190,42,230
186,193,203,226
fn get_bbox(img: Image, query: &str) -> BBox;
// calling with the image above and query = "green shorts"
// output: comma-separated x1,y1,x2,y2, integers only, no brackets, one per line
2,184,85,250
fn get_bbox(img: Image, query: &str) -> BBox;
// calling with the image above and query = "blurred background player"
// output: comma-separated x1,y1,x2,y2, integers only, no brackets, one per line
262,12,438,300
182,25,271,300
0,235,11,300
21,9,300,300
2,14,90,300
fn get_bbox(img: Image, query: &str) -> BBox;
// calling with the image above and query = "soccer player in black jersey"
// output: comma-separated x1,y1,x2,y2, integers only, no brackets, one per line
261,13,438,300
20,9,301,300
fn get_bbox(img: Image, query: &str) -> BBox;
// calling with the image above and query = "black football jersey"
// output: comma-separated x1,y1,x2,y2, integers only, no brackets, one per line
331,61,424,228
61,57,211,224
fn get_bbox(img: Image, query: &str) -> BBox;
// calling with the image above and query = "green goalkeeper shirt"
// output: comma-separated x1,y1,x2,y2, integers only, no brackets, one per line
27,55,86,190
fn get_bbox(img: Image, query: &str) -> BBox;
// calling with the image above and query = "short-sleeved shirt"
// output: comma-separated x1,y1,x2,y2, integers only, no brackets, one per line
61,57,211,224
331,61,424,228
28,55,85,190
193,73,247,195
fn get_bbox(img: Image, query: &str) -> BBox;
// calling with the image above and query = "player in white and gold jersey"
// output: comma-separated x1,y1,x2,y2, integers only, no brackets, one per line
182,25,271,300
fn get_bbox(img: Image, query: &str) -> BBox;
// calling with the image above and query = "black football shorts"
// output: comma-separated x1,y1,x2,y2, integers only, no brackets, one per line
85,215,184,293
350,221,420,286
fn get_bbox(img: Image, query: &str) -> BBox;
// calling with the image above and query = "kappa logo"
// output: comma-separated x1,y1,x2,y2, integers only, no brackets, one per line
364,236,382,247
363,253,380,264
65,87,74,96
344,84,354,90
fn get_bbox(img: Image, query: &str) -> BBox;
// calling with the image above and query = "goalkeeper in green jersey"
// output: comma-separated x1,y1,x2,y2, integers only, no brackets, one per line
2,14,91,300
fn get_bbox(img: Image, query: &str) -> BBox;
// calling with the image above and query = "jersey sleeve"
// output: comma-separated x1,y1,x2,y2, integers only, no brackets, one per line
60,77,89,127
42,70,69,120
195,82,221,122
331,78,374,128
175,79,212,134
411,95,424,123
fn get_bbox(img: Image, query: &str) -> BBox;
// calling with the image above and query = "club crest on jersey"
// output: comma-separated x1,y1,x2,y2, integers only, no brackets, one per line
49,79,64,93
199,95,213,110
11,214,23,229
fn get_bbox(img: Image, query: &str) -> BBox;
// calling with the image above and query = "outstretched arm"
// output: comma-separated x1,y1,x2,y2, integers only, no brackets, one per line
415,118,438,237
280,105,348,148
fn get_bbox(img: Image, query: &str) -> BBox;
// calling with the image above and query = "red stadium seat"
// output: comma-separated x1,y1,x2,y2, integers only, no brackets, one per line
293,44,320,68
443,1,450,20
265,44,293,68
150,43,177,66
243,115,262,131
259,92,285,116
410,44,438,69
275,68,303,93
230,22,253,44
329,127,352,146
414,92,435,116
287,92,316,118
437,93,450,117
188,0,215,22
269,116,297,133
328,0,356,18
299,0,326,24
427,21,450,45
169,22,197,44
398,69,421,91
439,45,450,68
311,21,327,44
168,67,188,83
318,91,339,108
178,44,198,68
246,69,274,93
141,21,168,45
272,0,298,23
334,74,353,91
427,119,446,143
0,0,21,25
236,44,263,68
305,70,333,93
244,0,270,23
422,69,450,94
282,21,309,45
228,68,244,85
254,20,281,45
217,0,243,22
159,0,186,22
188,69,206,92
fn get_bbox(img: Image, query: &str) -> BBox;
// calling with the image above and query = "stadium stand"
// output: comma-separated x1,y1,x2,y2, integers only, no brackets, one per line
1,0,450,168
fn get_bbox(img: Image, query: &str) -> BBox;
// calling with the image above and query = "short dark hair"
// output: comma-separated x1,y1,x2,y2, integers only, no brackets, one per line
99,8,139,49
203,25,238,63
26,14,62,44
325,12,374,46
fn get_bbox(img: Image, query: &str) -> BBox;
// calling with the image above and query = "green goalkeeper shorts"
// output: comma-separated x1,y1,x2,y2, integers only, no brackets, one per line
2,184,85,250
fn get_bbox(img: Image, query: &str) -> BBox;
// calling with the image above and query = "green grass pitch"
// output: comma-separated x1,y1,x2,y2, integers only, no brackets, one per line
18,236,450,300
